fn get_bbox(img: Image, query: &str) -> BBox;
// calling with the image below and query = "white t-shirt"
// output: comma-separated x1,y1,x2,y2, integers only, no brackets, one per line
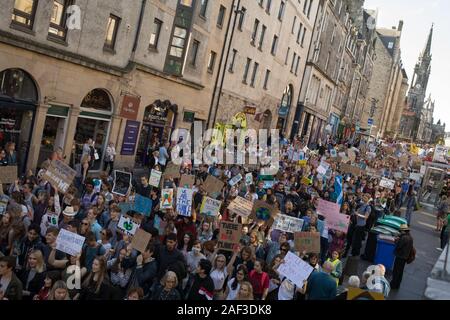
210,268,227,291
278,277,296,300
226,278,240,300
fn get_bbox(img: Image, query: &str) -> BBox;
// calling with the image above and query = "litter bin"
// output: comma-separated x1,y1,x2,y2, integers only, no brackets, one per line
374,238,396,271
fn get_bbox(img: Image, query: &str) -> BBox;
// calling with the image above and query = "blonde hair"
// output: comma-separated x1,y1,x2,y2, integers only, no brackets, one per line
28,250,45,273
48,280,70,300
160,271,179,288
236,281,254,300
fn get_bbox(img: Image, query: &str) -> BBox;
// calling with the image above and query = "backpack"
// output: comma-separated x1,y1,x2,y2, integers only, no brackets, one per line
406,246,416,264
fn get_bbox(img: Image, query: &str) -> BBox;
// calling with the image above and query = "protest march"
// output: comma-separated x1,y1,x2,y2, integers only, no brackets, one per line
0,133,447,302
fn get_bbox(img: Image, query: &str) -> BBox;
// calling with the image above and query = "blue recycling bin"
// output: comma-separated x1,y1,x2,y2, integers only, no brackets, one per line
374,239,396,271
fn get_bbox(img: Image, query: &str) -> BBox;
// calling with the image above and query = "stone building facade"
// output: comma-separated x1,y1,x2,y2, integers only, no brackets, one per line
361,21,407,139
209,0,318,137
0,0,233,173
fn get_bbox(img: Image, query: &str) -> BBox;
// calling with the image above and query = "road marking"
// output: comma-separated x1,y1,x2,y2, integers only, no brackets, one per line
417,221,436,229
417,211,436,219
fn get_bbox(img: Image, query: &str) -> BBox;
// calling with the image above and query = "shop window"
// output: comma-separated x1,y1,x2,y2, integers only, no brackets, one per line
81,89,112,112
0,68,38,102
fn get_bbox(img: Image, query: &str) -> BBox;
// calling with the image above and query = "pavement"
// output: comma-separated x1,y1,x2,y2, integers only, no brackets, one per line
346,205,443,300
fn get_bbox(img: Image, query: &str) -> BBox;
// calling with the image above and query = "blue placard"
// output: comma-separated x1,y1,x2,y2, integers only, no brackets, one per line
134,194,153,217
118,202,133,215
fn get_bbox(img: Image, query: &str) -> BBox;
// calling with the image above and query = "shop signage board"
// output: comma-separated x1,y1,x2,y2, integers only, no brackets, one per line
120,95,140,120
121,120,140,156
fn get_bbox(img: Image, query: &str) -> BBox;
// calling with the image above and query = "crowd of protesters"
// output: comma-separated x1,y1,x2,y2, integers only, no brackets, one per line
0,133,446,301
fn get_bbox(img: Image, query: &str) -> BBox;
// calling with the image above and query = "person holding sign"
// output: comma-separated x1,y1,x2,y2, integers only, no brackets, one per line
350,194,371,257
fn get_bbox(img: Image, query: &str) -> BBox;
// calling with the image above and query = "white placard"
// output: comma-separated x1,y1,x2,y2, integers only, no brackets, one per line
379,178,395,190
317,165,328,176
409,172,422,181
56,229,85,256
176,188,194,217
117,215,140,236
229,174,243,187
200,197,222,216
245,173,253,185
149,169,162,187
272,214,304,233
277,251,314,288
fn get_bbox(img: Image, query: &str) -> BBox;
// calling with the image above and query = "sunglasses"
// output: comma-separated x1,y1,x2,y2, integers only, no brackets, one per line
82,222,89,225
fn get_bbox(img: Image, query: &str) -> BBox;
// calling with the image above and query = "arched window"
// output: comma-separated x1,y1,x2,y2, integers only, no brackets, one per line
279,85,293,117
81,88,113,113
0,68,38,102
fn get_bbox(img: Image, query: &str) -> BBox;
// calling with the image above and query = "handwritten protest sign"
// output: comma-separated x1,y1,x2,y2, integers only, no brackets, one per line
134,194,153,216
272,214,304,233
0,166,18,184
298,160,307,167
176,188,193,217
56,229,85,256
117,215,140,236
179,175,195,188
347,149,356,163
131,228,152,253
93,179,102,193
47,214,59,227
340,163,361,177
409,172,422,181
379,178,395,190
317,199,340,217
200,197,222,217
43,160,76,194
217,221,242,251
203,175,225,199
228,196,254,218
112,170,132,196
149,169,162,187
163,162,180,180
393,172,404,179
160,189,174,209
323,212,350,233
277,251,314,288
228,174,243,187
317,164,328,176
245,173,253,185
251,200,278,221
294,232,320,253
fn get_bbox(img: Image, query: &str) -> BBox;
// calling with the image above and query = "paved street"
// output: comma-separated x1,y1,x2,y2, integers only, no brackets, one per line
353,206,443,300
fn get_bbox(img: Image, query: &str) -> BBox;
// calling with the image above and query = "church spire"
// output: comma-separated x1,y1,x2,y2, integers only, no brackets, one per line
423,23,433,58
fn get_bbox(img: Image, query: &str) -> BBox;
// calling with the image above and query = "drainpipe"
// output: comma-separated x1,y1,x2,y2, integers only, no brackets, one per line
132,0,147,55
208,0,240,129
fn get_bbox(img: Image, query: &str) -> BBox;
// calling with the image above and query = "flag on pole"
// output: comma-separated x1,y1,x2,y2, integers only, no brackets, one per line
334,175,343,207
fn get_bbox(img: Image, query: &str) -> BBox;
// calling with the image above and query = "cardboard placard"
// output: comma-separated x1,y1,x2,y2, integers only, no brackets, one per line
379,178,395,190
176,188,194,217
200,196,222,217
399,155,409,167
227,196,254,218
347,288,385,300
347,149,356,163
112,170,132,196
298,160,307,167
294,232,321,253
133,194,153,217
317,199,340,217
301,176,312,185
203,175,225,198
0,166,18,184
160,189,174,209
272,214,304,233
251,200,278,221
179,174,195,188
217,221,242,251
43,160,76,193
245,173,253,185
131,228,152,253
277,251,314,288
163,162,181,180
340,163,362,177
117,215,140,236
56,229,85,256
149,169,162,187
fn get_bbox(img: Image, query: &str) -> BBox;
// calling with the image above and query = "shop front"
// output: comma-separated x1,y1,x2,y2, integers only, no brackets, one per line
0,68,38,174
135,100,177,167
277,85,293,132
72,89,113,170
38,105,69,165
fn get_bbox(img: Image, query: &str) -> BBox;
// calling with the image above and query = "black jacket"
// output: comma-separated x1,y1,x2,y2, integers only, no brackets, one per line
394,233,413,260
19,269,46,299
155,246,186,280
187,274,215,300
0,273,23,300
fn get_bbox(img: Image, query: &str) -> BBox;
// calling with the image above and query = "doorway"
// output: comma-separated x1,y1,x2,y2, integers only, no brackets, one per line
39,115,67,165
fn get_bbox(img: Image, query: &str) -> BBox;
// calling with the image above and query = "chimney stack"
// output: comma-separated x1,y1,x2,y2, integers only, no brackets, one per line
398,20,404,31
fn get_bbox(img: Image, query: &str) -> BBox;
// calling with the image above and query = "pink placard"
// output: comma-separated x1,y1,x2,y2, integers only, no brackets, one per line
324,212,350,233
317,199,340,217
